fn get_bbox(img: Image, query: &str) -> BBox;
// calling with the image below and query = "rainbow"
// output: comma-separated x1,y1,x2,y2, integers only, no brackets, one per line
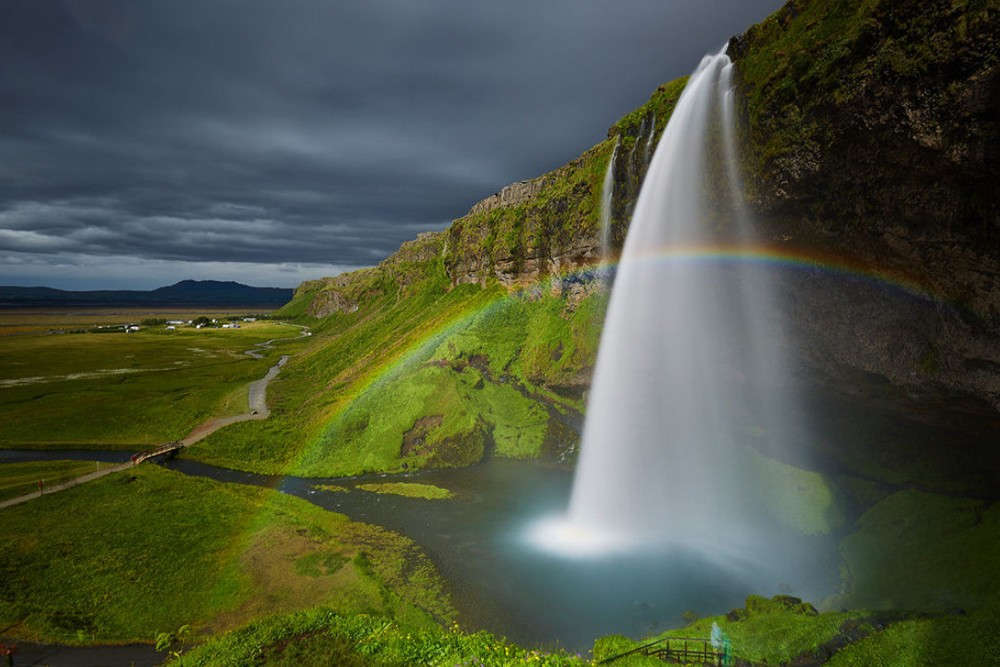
589,243,937,301
228,240,943,483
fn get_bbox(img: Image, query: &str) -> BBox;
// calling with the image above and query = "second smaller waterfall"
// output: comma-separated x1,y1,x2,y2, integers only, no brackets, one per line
599,138,619,264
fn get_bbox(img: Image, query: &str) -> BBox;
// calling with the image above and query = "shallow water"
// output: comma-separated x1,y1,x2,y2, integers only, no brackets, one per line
160,457,838,651
1,447,838,652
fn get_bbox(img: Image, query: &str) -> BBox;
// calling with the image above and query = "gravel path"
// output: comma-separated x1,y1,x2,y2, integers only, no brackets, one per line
0,324,309,510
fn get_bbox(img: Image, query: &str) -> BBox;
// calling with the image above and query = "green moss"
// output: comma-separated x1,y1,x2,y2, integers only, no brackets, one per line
746,448,846,535
830,490,1000,612
357,482,453,500
827,606,1000,666
312,483,349,493
614,75,689,141
734,0,996,202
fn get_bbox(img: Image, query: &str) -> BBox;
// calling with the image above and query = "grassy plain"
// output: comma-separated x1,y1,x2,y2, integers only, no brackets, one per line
0,316,302,448
0,465,452,645
0,459,102,501
0,308,272,336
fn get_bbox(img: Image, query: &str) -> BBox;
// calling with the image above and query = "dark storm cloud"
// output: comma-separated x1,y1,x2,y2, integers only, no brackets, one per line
2,0,784,289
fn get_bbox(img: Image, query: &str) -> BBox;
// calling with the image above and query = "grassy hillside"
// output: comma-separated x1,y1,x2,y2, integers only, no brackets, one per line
184,234,609,477
0,466,451,645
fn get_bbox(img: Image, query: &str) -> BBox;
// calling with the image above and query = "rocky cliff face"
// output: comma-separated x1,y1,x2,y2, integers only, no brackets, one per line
729,0,1000,410
293,0,1000,422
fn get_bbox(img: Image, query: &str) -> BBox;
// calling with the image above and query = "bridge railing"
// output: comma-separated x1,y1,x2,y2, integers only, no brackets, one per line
130,442,182,464
598,636,729,665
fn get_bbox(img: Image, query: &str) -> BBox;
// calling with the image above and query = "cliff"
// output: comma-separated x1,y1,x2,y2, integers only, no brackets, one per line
198,0,999,482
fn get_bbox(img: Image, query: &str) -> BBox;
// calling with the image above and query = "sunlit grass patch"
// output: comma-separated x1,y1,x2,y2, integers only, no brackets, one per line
357,482,453,500
0,466,452,644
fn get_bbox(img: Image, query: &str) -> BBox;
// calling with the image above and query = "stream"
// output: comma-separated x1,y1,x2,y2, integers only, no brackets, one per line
1,449,839,657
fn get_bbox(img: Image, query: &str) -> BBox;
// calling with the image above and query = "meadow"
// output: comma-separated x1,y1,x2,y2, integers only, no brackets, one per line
0,308,269,336
0,465,452,645
0,459,103,501
0,313,303,448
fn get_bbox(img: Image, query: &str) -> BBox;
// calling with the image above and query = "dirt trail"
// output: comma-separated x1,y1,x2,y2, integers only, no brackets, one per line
0,324,309,510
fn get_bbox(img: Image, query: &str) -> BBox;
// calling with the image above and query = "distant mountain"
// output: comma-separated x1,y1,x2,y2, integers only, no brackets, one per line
0,280,294,308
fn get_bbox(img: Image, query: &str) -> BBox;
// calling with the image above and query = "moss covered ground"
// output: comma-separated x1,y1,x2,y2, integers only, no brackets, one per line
0,320,301,448
0,466,452,645
357,482,453,500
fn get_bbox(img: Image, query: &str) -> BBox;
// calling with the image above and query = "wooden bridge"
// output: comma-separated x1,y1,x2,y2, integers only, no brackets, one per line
599,636,733,665
130,441,184,464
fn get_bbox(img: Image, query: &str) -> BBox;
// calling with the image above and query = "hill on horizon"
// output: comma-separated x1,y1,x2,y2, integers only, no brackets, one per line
0,279,295,308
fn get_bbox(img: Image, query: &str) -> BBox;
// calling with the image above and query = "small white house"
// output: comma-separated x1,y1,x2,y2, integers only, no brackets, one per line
221,323,232,328
242,317,256,322
166,325,176,330
128,325,140,331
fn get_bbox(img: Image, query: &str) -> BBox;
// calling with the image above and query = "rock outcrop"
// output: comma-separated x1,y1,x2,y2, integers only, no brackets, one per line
294,0,1000,412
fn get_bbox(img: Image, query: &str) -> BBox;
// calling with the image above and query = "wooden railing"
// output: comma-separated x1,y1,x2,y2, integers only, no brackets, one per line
599,636,729,665
131,442,183,464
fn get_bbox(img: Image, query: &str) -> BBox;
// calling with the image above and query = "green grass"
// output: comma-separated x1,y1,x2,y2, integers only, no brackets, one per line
357,482,453,500
0,466,452,645
0,321,302,448
0,460,103,501
186,254,604,476
170,608,585,666
594,595,866,665
829,489,1000,612
827,606,1000,666
312,483,349,493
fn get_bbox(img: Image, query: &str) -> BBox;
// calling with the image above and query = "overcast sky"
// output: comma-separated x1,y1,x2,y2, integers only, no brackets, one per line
2,0,783,289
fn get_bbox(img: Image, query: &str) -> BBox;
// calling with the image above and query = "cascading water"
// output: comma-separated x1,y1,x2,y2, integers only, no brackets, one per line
532,46,804,564
599,137,619,265
643,111,657,165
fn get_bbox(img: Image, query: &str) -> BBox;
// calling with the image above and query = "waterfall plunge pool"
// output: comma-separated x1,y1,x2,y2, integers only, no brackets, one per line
159,457,839,652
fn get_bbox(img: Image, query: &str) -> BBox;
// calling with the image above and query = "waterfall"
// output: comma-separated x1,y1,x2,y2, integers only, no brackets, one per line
599,137,619,264
536,46,802,558
643,111,656,166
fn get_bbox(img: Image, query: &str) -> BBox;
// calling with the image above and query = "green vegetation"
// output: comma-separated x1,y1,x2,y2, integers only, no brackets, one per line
186,245,606,476
357,482,453,500
593,595,861,666
312,483,349,493
827,605,1000,666
170,608,584,666
0,321,301,448
746,449,846,535
734,0,997,208
0,459,103,501
829,490,1000,612
0,466,452,644
614,76,689,141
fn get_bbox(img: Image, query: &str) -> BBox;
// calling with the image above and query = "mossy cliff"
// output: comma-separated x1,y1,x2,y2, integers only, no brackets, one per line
729,0,1000,408
188,0,1000,481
